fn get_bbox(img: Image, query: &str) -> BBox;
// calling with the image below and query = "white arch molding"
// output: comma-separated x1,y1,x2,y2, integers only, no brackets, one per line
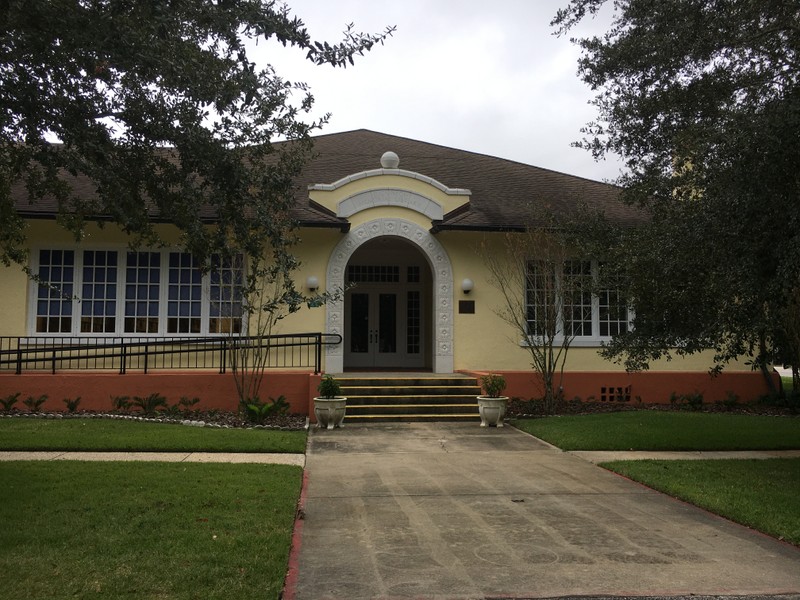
324,218,455,374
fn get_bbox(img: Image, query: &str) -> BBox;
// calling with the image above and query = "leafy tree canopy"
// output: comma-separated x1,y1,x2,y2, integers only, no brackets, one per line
554,0,800,386
1,0,393,268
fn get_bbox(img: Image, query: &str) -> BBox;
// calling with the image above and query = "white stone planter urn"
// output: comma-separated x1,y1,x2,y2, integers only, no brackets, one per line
477,396,508,427
477,373,508,427
314,374,346,429
313,397,347,429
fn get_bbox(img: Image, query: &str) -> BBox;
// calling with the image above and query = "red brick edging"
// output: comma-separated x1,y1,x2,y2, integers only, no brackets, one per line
281,469,310,600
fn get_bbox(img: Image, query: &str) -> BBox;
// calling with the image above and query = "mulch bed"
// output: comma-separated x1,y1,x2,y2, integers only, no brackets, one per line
3,398,797,429
0,409,308,430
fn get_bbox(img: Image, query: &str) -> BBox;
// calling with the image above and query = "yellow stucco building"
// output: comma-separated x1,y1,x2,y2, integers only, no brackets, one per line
0,130,774,415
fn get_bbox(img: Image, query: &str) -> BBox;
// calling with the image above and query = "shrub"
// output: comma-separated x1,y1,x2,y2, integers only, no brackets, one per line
669,392,704,410
163,403,183,417
0,392,20,411
757,391,800,413
111,396,132,411
62,397,81,413
178,396,200,415
244,395,290,425
23,394,48,413
715,391,739,411
131,393,168,416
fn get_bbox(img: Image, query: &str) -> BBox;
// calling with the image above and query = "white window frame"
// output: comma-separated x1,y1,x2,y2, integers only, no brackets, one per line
523,259,632,347
27,246,245,337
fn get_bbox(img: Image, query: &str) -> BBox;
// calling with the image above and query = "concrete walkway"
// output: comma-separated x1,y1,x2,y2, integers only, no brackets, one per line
0,451,305,465
290,422,800,600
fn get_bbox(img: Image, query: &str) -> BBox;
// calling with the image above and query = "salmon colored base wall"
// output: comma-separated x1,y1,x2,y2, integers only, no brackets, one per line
0,371,321,416
462,370,779,404
1,370,777,416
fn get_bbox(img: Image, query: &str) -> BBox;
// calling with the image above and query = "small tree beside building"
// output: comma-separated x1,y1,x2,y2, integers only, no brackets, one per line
481,221,595,413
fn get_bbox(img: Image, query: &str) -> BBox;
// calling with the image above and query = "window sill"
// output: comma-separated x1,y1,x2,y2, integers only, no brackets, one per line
520,337,611,348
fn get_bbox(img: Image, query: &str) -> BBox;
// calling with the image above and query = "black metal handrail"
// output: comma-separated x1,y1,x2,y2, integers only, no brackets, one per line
0,333,342,375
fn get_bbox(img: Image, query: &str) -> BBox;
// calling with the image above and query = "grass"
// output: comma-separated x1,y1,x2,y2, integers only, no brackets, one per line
603,458,800,546
0,461,302,599
0,418,307,453
512,411,800,451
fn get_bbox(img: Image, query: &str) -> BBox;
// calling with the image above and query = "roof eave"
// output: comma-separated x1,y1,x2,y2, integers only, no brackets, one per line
297,220,350,232
430,222,526,234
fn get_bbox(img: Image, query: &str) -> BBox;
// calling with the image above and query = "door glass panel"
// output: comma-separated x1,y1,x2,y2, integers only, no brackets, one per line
378,293,397,353
350,293,369,353
407,290,421,354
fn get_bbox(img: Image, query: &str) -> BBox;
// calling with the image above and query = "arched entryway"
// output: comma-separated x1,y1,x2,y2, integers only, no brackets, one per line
343,237,431,370
324,218,454,373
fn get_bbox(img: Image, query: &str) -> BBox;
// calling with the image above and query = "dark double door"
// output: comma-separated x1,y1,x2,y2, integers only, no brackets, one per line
345,286,424,369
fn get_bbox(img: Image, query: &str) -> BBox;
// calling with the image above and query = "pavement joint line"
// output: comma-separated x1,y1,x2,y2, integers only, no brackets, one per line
0,451,307,465
308,491,653,499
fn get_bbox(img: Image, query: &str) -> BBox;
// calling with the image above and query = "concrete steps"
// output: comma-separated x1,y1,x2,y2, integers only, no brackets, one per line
339,376,481,423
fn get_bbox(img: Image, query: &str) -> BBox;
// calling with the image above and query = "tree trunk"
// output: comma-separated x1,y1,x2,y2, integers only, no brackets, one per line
759,334,778,396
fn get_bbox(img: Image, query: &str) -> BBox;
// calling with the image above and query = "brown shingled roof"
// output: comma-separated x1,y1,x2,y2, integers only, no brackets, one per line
13,129,645,229
293,129,645,230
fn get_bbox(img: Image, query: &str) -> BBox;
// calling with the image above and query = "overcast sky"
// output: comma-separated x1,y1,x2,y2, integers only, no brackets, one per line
258,0,622,183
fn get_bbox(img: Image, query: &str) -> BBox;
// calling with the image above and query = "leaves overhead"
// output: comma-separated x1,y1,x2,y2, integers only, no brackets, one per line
553,0,800,384
0,0,394,267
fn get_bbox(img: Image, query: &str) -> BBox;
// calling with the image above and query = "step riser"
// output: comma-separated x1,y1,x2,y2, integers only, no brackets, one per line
341,387,481,396
329,376,482,422
345,396,479,406
344,415,481,423
347,405,478,416
338,378,474,387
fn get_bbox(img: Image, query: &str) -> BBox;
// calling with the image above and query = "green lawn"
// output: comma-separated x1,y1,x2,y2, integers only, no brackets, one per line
0,418,307,453
0,461,302,599
512,411,800,451
603,458,800,546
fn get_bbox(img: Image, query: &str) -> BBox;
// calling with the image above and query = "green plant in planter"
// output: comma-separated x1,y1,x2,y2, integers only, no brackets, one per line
480,374,507,398
314,375,346,429
317,374,342,398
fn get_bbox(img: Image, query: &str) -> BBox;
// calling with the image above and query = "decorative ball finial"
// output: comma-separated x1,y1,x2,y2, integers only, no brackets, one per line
380,151,399,169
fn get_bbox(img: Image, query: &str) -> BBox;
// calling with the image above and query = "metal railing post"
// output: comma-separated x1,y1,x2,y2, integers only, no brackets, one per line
315,333,322,375
15,338,22,375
